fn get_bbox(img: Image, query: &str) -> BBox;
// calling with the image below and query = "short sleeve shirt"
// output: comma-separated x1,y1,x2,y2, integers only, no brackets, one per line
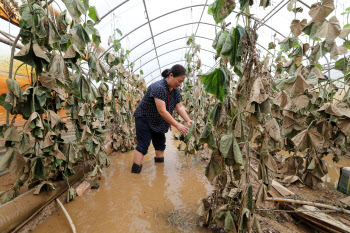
134,79,181,133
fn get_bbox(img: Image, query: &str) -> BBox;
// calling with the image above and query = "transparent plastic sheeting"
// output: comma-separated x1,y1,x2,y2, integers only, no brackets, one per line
0,0,349,86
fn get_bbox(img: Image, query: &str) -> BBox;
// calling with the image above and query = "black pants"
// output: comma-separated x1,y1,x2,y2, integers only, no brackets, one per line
135,116,166,155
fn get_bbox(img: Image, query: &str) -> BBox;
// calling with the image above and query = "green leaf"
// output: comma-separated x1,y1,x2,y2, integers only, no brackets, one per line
220,134,234,159
343,41,350,50
140,70,144,75
116,28,123,36
345,24,350,28
224,211,237,232
209,103,221,126
88,6,101,24
199,122,217,149
334,58,349,74
239,0,249,11
62,0,86,20
268,42,276,50
71,24,91,50
279,37,298,52
216,31,229,55
92,30,101,47
212,31,222,49
83,20,94,34
302,22,323,38
186,34,195,46
208,0,236,24
201,68,228,102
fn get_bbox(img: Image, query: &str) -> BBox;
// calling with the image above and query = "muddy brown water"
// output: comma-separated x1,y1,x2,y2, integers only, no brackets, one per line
33,133,213,233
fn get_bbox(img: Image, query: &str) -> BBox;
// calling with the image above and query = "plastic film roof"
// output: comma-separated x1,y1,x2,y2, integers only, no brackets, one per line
1,0,349,86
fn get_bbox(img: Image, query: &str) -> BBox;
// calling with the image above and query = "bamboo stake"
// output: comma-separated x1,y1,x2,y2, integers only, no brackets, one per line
56,199,77,233
264,197,350,215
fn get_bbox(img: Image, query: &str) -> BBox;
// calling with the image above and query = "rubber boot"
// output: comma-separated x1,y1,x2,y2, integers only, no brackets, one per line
154,157,164,163
131,163,143,174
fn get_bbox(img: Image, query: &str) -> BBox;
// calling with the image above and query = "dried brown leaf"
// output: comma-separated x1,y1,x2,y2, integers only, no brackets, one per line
290,19,307,37
308,0,334,26
291,128,324,152
314,16,341,41
249,77,268,104
317,103,343,116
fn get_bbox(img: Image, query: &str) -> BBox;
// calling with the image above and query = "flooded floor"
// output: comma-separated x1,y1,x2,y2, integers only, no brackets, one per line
33,133,212,233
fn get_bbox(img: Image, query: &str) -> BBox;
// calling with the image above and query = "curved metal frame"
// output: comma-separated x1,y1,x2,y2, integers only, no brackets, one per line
100,5,286,59
130,35,212,66
98,0,323,85
146,60,211,84
138,39,271,78
142,0,161,76
99,4,209,58
134,46,216,74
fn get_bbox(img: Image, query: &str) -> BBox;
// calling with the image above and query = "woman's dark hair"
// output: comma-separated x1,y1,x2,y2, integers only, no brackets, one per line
161,64,187,78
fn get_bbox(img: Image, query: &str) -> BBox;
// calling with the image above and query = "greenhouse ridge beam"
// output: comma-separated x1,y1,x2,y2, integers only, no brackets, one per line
142,0,161,77
133,46,216,74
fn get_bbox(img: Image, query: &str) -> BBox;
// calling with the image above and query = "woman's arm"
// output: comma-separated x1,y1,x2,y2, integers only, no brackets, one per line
176,102,193,125
154,98,189,134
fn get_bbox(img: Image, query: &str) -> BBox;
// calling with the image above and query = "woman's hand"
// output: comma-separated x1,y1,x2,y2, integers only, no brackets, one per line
176,123,189,135
186,119,194,125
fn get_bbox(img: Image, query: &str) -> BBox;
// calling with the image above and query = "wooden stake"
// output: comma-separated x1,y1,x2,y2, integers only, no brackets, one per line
264,197,350,215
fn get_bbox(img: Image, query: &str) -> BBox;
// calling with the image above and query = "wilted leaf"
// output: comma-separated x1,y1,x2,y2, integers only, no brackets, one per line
314,16,341,41
283,75,310,97
290,19,307,37
205,154,223,182
284,95,309,112
339,27,350,39
272,91,290,109
249,77,268,104
337,118,350,135
283,175,302,186
208,0,236,24
224,211,237,232
199,122,217,149
265,118,281,141
0,148,25,176
291,128,324,152
255,183,267,207
262,153,278,172
34,181,55,195
308,0,334,26
317,103,343,116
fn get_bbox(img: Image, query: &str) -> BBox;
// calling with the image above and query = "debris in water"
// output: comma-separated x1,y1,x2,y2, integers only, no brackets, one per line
91,183,100,189
76,181,90,196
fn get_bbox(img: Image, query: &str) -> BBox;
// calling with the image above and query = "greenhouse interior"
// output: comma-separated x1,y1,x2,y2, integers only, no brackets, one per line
0,0,350,232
